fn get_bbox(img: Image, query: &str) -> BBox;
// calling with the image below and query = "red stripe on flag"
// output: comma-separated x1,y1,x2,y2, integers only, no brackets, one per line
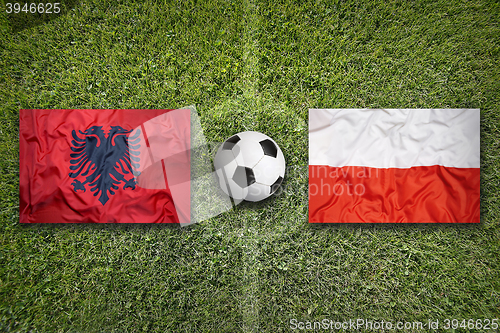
309,165,480,223
140,123,150,147
161,159,169,190
141,123,155,165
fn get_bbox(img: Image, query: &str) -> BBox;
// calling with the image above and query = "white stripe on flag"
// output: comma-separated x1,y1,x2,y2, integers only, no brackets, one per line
309,109,480,169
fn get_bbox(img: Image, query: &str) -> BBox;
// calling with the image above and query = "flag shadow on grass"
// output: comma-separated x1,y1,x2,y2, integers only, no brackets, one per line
309,223,484,231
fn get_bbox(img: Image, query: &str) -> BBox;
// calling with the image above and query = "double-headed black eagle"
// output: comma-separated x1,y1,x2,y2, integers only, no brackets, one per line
69,126,141,205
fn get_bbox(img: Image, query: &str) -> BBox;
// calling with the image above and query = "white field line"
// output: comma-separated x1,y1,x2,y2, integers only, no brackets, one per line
240,0,261,331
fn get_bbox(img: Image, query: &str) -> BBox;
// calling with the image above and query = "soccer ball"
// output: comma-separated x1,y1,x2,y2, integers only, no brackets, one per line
214,131,285,202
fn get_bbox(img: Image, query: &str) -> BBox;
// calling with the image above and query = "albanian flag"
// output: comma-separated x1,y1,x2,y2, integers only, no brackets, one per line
309,109,480,223
19,109,191,223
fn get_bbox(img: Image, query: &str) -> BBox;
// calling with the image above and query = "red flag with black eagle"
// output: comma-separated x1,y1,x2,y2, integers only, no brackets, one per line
19,109,191,223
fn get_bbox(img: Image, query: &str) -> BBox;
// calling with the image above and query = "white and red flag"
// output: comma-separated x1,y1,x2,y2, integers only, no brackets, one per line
309,109,480,223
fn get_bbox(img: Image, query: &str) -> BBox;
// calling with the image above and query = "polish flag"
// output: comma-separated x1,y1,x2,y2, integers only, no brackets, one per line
309,109,480,223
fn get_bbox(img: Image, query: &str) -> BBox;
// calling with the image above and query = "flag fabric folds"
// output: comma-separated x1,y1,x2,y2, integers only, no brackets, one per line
19,109,190,223
309,109,480,223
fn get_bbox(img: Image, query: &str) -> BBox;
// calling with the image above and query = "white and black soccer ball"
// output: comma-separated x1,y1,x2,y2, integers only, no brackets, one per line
214,131,285,202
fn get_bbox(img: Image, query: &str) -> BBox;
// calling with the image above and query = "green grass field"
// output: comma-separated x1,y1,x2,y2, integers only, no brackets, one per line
1,0,499,331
